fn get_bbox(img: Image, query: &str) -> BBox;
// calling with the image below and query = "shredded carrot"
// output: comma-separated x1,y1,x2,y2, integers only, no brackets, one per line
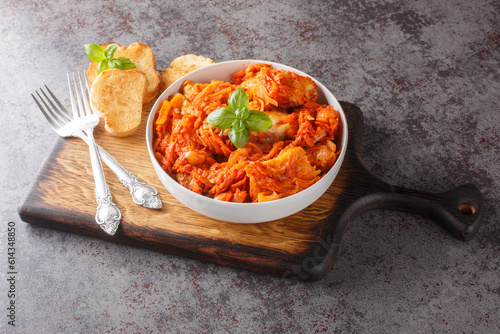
153,64,341,203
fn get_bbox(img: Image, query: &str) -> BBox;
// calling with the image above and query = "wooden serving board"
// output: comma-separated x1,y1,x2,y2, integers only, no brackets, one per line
18,102,484,281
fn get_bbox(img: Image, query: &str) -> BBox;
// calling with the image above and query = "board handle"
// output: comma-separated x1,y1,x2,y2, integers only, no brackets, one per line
304,183,484,282
351,183,484,241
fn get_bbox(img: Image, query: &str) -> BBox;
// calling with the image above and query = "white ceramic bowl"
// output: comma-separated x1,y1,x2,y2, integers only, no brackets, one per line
146,60,348,223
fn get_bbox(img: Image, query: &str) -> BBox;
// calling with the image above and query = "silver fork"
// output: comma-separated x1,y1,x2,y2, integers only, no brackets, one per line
31,72,121,235
32,74,163,234
69,72,122,235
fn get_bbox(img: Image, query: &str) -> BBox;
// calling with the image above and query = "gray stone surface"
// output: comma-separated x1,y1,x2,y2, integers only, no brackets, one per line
1,0,499,333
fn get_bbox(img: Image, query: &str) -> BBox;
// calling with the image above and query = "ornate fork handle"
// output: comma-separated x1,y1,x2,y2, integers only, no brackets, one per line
118,170,162,209
75,131,162,210
83,126,121,235
99,148,162,209
95,185,121,235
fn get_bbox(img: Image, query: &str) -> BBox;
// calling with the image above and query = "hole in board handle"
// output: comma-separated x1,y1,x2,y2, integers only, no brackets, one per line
459,202,476,215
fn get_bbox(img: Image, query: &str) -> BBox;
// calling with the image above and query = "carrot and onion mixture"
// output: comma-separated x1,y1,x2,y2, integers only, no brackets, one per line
153,63,341,203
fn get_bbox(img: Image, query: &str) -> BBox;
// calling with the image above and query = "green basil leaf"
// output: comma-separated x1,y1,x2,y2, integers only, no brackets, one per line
113,57,136,70
108,58,121,69
228,120,250,148
228,88,249,110
232,119,247,132
107,58,135,71
84,44,106,63
245,110,273,131
206,89,270,148
234,107,250,120
104,43,118,59
206,107,237,129
97,60,110,74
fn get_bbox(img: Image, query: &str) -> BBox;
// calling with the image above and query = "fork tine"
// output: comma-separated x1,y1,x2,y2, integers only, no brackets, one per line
68,73,80,119
78,71,94,116
39,87,72,124
32,92,60,130
44,85,72,119
72,72,86,117
33,89,67,129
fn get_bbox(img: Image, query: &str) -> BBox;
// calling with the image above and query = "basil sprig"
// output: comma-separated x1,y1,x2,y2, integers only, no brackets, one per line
84,43,136,74
207,88,273,148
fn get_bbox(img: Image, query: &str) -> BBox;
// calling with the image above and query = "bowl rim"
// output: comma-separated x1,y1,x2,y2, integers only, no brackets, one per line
146,59,349,209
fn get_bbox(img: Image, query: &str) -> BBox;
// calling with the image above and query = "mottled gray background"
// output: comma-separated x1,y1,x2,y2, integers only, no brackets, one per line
1,0,499,333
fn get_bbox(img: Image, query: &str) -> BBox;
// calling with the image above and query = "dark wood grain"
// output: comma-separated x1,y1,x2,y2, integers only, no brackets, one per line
18,102,484,281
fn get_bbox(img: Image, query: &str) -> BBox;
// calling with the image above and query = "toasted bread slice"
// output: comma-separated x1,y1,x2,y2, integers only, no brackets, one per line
87,42,160,105
90,69,147,137
160,54,214,92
